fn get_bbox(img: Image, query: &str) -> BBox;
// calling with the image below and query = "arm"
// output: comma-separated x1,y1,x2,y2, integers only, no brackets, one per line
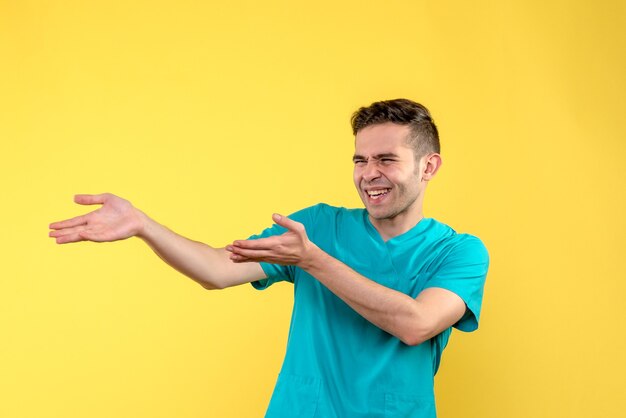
49,193,265,289
228,214,466,346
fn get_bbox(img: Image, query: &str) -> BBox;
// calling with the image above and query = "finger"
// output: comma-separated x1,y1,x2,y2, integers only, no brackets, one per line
49,214,88,230
49,225,85,238
232,236,280,250
272,213,304,233
54,232,86,244
229,246,274,260
74,193,109,206
229,253,253,263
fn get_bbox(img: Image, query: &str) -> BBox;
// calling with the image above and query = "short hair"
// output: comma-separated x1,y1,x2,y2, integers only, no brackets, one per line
350,98,440,158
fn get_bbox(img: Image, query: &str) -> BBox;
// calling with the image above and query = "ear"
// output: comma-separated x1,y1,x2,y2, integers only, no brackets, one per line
421,153,442,182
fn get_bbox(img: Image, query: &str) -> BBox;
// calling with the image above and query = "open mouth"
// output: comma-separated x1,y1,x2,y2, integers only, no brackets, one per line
366,188,391,200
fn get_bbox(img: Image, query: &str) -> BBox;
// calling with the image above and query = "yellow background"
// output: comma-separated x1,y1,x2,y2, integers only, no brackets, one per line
1,1,625,417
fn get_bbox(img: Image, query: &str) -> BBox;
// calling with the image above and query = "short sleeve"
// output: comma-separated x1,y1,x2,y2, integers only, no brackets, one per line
424,235,490,332
248,205,318,290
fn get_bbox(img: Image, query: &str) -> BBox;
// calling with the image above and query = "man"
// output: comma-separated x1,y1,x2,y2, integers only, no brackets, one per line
49,99,489,417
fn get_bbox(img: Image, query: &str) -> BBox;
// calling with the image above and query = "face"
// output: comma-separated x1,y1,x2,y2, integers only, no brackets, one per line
353,123,425,222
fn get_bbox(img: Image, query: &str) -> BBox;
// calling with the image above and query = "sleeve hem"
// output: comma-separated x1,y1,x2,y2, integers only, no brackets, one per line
250,262,279,291
422,284,480,332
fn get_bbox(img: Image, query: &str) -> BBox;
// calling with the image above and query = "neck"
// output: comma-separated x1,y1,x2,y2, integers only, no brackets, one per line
369,209,424,241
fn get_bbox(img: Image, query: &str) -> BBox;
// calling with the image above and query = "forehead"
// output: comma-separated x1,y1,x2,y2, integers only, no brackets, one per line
354,122,413,156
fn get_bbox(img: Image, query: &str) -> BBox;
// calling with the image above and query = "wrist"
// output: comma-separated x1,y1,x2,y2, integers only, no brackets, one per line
134,209,153,240
299,242,325,271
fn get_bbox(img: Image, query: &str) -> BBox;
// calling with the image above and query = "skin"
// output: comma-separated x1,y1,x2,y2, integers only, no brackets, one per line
352,122,433,240
49,194,265,289
228,123,465,345
49,122,466,346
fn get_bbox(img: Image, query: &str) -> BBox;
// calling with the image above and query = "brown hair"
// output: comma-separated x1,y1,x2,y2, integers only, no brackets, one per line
351,98,440,158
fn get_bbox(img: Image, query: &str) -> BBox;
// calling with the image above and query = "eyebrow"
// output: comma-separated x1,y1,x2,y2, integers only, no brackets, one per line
352,153,399,162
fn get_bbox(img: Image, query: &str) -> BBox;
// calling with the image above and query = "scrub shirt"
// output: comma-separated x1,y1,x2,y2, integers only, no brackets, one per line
249,204,489,418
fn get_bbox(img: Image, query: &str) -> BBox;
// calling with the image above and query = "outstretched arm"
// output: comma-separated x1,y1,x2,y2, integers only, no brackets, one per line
227,214,466,346
49,193,265,289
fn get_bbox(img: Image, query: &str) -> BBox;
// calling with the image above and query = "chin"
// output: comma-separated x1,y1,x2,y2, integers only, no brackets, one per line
366,207,394,220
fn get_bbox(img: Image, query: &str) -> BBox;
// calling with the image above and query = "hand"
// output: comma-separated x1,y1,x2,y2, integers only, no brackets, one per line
226,214,317,268
49,193,145,244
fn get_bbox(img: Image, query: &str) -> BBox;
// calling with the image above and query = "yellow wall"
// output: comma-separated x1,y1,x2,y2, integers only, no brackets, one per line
1,1,625,417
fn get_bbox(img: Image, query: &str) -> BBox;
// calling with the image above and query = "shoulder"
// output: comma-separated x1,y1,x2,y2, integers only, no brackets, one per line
291,203,365,223
428,220,489,266
449,234,489,265
290,204,368,245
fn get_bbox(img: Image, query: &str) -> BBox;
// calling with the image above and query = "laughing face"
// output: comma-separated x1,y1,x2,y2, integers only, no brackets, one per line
353,123,431,230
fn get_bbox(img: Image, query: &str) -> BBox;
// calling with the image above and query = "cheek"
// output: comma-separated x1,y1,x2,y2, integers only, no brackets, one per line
379,168,398,182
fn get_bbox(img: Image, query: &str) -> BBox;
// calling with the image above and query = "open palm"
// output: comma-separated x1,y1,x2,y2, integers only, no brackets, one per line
49,193,144,244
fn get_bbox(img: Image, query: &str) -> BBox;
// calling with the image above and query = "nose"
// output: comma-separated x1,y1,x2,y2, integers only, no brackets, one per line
362,161,381,182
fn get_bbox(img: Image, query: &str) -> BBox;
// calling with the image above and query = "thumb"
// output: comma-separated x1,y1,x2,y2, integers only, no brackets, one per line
272,213,304,233
74,193,109,206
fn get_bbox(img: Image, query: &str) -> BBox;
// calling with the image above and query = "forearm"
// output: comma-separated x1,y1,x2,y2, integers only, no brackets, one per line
300,246,427,344
137,212,263,289
228,216,456,344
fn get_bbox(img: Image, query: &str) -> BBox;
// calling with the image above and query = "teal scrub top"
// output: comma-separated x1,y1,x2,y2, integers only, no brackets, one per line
249,204,489,418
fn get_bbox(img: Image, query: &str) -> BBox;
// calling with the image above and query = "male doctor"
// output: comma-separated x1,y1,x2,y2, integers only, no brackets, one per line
50,98,489,417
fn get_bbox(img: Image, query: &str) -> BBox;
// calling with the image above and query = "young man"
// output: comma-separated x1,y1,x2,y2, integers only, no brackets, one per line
50,99,489,417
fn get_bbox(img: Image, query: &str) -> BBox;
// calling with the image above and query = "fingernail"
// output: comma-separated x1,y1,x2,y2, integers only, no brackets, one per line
273,213,282,221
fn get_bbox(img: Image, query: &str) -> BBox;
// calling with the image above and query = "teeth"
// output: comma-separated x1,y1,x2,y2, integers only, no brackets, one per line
367,189,390,198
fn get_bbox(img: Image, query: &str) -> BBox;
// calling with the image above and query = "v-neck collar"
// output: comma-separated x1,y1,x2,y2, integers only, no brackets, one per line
363,210,432,246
